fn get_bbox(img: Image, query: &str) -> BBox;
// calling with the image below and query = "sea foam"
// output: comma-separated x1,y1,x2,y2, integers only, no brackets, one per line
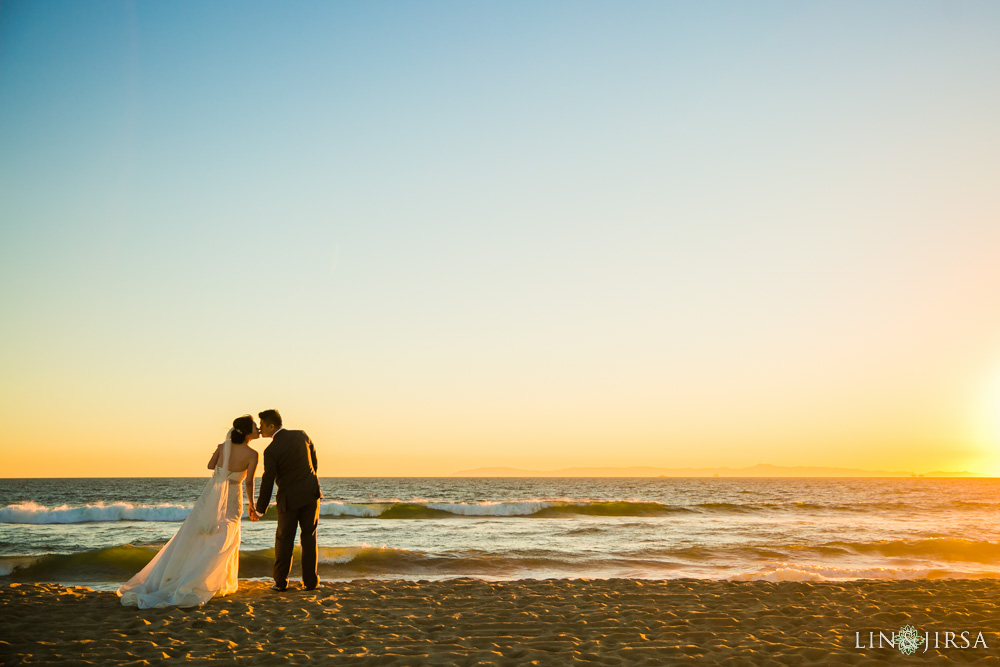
0,501,192,524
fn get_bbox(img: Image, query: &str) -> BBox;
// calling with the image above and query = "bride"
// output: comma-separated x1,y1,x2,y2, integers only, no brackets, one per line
118,415,261,608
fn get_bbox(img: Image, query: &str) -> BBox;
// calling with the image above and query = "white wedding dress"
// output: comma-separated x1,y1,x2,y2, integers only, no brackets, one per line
119,431,244,608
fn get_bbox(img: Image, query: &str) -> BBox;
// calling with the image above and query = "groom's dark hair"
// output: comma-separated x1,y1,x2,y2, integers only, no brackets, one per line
259,409,282,429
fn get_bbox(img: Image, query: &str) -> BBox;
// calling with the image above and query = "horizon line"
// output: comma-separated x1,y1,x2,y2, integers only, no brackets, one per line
1,475,992,480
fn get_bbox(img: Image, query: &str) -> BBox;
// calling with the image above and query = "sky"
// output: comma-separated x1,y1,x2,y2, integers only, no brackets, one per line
1,0,999,477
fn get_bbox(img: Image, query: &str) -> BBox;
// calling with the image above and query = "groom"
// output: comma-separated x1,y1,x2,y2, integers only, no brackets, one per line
254,409,323,591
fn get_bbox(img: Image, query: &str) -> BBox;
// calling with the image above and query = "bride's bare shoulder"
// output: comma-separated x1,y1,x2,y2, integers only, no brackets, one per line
241,446,259,465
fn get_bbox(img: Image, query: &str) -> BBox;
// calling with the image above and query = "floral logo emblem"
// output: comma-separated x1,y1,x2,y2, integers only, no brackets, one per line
897,625,925,655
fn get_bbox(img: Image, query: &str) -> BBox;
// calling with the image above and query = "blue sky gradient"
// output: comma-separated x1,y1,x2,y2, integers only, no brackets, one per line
2,1,999,475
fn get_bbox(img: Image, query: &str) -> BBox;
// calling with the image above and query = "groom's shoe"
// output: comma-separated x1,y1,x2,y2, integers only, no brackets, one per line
270,584,288,592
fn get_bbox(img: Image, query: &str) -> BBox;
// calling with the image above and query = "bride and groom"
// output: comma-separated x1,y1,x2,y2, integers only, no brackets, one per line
118,409,323,608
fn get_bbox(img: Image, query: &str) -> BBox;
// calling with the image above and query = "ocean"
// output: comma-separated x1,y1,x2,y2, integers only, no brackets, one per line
2,477,999,591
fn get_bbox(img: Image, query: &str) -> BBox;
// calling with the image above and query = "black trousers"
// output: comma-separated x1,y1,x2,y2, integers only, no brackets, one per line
273,499,320,588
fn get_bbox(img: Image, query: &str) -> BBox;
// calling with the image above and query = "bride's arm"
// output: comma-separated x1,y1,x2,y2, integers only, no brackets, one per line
207,444,223,470
245,451,260,520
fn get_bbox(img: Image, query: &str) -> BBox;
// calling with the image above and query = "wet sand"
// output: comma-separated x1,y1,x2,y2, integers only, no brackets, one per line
3,578,1000,664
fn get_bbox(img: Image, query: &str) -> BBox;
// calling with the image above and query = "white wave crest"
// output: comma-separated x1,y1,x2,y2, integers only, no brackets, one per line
319,502,382,517
0,556,38,576
425,501,556,516
316,543,404,564
319,500,559,517
0,501,192,524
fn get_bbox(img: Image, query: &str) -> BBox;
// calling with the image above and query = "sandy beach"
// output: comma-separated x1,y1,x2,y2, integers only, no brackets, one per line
3,578,1000,665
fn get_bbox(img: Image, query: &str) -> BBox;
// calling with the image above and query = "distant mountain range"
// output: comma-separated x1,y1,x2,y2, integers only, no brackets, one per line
450,463,983,478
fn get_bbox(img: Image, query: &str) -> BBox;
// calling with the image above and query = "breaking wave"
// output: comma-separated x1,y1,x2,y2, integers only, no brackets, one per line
7,496,1000,524
5,538,1000,582
0,501,193,524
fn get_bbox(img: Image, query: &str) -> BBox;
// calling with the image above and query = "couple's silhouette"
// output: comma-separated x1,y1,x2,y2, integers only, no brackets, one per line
118,409,323,608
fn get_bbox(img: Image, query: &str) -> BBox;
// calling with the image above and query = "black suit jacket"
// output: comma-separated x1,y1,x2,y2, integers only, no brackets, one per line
256,429,323,514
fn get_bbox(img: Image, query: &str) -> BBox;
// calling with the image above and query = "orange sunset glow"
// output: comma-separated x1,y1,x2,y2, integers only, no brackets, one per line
1,1,999,479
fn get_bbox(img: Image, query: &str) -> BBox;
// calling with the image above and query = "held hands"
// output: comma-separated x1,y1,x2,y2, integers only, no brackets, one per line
248,507,261,522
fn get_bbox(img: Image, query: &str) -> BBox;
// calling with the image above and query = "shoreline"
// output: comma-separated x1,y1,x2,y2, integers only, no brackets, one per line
4,578,1000,664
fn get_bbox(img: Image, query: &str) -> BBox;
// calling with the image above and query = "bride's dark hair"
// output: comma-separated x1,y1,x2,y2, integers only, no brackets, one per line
231,415,254,444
